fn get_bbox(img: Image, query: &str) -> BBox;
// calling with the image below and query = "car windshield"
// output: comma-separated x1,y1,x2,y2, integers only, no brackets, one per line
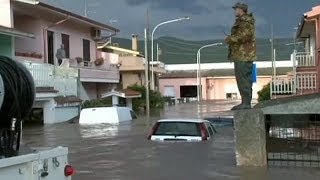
154,122,201,136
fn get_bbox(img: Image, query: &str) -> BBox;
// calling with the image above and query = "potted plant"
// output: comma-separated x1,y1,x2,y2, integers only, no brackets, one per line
75,57,83,63
94,57,104,66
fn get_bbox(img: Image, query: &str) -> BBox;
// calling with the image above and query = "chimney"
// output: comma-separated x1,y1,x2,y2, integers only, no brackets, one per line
132,34,138,51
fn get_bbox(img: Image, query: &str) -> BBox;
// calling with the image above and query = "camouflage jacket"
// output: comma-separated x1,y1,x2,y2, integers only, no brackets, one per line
225,13,257,61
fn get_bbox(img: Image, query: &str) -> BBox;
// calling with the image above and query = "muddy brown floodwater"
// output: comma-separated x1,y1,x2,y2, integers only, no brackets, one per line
21,101,320,180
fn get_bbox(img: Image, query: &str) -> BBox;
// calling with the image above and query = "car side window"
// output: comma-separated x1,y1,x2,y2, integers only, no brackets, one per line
206,122,214,136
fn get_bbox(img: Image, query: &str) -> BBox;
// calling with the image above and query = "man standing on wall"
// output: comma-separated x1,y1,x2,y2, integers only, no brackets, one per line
56,44,66,66
225,2,257,110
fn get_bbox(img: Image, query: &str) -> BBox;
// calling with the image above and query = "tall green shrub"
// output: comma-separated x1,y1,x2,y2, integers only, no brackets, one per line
257,83,271,102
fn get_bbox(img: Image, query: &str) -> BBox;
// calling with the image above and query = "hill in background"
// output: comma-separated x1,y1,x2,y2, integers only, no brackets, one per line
112,37,303,64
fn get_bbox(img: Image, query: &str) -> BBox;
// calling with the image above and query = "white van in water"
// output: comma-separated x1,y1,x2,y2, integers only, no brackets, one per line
79,106,137,124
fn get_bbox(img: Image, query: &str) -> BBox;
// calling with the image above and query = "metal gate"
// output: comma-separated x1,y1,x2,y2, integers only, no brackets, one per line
266,114,320,167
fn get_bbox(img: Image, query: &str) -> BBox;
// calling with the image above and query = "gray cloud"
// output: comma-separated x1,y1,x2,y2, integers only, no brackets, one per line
41,0,319,40
125,0,211,15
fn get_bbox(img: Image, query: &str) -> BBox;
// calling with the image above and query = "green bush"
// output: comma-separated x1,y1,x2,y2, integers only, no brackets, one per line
127,84,165,111
257,83,271,102
81,84,165,112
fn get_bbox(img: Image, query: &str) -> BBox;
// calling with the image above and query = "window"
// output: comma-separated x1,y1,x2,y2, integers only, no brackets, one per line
154,122,201,136
226,93,238,100
83,39,90,66
61,34,70,58
164,86,175,97
206,122,215,136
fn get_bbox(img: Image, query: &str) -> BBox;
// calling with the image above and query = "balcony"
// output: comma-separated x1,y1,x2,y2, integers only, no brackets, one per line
295,52,315,67
120,56,166,74
270,72,318,98
22,61,78,97
296,72,317,91
69,59,119,83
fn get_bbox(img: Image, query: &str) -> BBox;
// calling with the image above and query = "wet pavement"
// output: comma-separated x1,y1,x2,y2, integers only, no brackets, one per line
21,100,320,180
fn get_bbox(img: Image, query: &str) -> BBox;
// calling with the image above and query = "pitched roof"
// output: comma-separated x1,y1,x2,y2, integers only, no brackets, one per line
13,1,119,32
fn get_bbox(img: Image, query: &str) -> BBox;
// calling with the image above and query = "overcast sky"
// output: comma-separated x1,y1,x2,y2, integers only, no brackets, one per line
42,0,320,40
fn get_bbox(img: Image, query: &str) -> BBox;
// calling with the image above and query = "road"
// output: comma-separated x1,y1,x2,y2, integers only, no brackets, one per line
21,100,320,180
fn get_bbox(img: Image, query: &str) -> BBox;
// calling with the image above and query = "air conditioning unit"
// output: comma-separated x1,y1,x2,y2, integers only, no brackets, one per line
91,29,101,40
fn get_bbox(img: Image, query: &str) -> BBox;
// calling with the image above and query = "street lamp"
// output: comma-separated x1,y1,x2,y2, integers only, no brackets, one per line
150,16,190,90
197,43,223,102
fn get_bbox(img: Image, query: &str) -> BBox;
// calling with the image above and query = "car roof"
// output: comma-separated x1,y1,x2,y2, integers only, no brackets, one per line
157,119,209,123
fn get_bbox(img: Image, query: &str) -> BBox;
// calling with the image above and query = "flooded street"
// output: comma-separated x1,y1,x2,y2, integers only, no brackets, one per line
21,101,320,180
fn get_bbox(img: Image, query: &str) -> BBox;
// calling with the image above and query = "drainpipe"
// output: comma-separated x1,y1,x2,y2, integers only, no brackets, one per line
43,15,70,63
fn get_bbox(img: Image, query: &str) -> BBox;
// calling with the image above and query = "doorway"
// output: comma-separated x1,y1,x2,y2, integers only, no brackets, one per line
47,30,54,65
61,34,70,58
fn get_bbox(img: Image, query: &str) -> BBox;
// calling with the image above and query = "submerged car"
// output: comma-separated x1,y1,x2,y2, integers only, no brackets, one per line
147,119,216,142
79,106,137,124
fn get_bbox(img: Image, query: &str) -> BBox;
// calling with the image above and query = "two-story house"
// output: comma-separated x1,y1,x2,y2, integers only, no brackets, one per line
7,0,120,124
271,5,320,98
98,35,166,90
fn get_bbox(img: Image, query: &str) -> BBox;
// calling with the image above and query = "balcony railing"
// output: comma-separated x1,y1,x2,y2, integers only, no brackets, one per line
69,59,119,83
296,72,317,91
271,72,318,98
295,52,315,67
271,76,296,95
22,61,78,97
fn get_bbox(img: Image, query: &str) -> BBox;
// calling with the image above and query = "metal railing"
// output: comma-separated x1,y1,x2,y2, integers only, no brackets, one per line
295,52,315,67
22,61,78,97
296,72,317,91
266,114,320,167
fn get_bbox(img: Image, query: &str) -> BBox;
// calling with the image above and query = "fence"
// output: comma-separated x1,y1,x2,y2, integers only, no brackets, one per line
266,114,320,167
271,76,296,95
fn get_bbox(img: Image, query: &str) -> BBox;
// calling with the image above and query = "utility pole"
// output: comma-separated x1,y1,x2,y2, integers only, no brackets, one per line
144,9,150,117
270,24,274,77
144,28,150,117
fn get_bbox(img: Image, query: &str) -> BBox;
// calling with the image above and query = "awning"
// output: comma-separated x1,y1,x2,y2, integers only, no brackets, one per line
0,25,35,39
98,45,142,56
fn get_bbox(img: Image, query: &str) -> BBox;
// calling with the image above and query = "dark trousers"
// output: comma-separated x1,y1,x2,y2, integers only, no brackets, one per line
234,61,253,105
58,59,62,65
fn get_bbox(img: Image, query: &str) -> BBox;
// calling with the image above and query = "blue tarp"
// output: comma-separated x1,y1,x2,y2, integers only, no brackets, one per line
252,63,257,83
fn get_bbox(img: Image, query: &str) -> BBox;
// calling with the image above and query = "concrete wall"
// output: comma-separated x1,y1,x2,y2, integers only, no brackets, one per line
159,76,271,100
234,109,267,166
122,72,144,89
55,106,79,123
14,15,97,65
80,82,98,101
14,15,44,61
80,82,116,100
0,34,13,57
96,83,116,97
